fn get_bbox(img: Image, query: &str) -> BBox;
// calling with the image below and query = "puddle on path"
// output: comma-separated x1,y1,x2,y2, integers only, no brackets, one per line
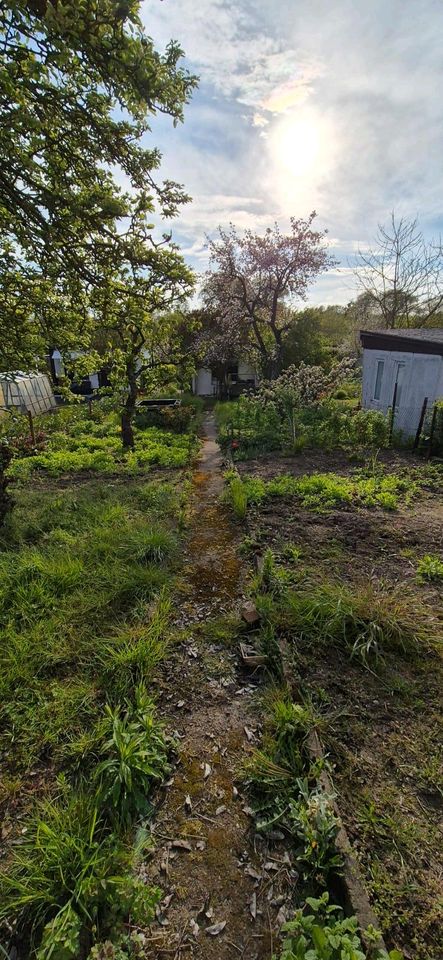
181,417,241,612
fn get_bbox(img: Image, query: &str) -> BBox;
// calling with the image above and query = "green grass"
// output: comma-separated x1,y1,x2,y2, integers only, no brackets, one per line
0,478,181,772
254,581,434,664
0,419,188,954
226,467,426,514
0,790,160,950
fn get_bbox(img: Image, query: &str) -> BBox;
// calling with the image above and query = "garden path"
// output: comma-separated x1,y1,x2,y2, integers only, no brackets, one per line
143,415,293,959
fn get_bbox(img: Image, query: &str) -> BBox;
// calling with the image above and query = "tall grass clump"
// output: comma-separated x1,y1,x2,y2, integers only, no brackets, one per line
284,583,428,663
0,791,160,954
226,472,248,519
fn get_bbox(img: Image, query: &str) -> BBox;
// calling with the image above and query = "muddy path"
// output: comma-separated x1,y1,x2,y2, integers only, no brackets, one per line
143,417,294,959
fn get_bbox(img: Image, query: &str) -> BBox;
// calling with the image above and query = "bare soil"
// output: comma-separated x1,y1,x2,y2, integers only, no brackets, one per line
240,449,443,960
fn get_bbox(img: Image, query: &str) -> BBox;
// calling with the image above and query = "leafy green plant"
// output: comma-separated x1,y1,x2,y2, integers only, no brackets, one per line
36,903,82,960
274,893,402,960
95,689,169,825
416,553,443,581
288,781,342,878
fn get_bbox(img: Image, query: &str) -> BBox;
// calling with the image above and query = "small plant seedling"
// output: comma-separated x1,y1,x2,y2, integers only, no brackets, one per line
416,553,443,581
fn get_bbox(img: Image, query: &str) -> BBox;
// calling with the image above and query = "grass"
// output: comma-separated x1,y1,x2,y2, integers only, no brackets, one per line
0,789,160,949
0,479,180,770
226,468,425,515
0,412,189,955
255,580,434,664
242,453,443,960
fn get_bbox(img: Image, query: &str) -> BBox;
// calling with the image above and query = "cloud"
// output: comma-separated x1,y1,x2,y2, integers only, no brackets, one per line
140,0,443,303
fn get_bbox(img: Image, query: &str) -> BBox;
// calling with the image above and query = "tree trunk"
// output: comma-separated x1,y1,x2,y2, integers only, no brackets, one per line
121,360,138,449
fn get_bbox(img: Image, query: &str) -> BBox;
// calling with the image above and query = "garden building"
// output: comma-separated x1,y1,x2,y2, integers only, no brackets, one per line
0,371,56,416
192,360,258,398
360,328,443,437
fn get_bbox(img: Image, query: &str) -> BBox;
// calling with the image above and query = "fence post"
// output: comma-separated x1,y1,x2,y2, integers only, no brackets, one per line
427,403,438,460
413,397,428,451
388,382,398,445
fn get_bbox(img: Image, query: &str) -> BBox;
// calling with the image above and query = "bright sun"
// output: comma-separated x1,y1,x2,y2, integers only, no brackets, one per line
269,108,337,209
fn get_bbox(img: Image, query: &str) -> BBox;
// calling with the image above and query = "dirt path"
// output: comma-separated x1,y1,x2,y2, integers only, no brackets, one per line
143,417,293,959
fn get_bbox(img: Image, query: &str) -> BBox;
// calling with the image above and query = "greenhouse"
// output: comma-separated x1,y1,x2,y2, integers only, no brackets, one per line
0,371,56,416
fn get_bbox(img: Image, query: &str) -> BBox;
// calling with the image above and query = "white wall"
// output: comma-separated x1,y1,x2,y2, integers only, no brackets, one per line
238,362,257,382
193,367,214,396
362,348,443,435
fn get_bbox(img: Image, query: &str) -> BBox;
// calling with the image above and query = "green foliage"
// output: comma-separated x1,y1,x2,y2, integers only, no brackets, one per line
287,782,342,877
0,792,159,941
226,473,248,519
284,583,427,663
95,689,170,826
0,0,197,369
416,553,443,581
274,893,402,960
134,404,199,434
5,407,196,479
245,697,340,880
0,464,180,769
216,394,389,460
226,467,421,517
36,903,83,960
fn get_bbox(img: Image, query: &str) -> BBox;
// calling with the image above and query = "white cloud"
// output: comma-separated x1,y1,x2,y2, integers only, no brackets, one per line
140,0,443,303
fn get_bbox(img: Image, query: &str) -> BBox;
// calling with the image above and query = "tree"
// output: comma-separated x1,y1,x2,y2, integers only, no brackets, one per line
0,0,197,362
356,213,443,328
92,211,195,448
202,214,335,378
281,307,334,369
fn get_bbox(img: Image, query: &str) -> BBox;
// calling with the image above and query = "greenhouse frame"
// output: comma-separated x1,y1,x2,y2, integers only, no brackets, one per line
0,372,56,416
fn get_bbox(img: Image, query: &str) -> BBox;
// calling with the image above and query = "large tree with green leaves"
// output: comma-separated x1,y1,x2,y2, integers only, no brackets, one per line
0,0,197,365
92,209,195,448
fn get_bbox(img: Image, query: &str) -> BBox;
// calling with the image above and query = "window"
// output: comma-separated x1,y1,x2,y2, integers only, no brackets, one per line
394,362,405,410
373,360,384,400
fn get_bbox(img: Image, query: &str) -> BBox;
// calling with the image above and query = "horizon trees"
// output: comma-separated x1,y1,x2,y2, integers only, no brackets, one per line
356,213,443,329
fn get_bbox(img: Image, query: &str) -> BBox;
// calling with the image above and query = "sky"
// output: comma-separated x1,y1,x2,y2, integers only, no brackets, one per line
140,0,443,306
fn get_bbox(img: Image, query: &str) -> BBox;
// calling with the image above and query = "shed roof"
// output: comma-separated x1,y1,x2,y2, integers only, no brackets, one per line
360,328,443,356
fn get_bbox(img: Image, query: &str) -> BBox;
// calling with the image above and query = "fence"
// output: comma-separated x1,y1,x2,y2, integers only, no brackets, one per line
389,397,443,456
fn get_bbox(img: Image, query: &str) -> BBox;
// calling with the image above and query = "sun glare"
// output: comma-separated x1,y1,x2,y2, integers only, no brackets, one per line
269,108,337,208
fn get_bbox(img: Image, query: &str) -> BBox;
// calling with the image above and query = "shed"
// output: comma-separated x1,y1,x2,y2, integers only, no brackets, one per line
360,328,443,437
0,371,56,416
